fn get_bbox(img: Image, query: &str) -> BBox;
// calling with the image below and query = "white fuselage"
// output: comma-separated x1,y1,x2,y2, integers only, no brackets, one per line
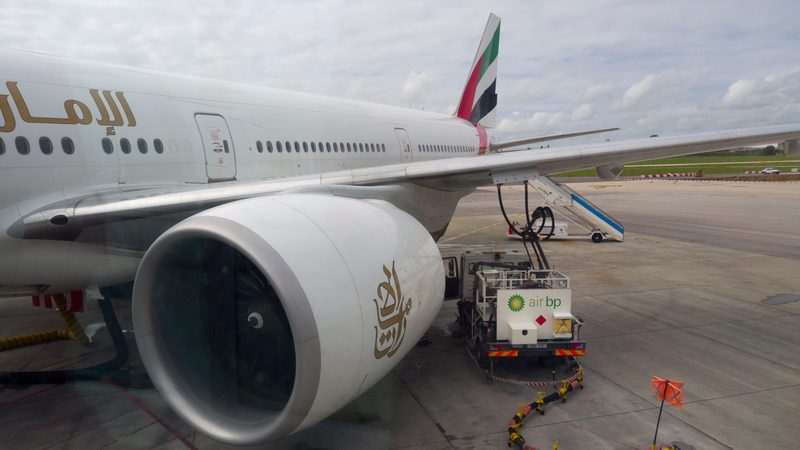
0,50,483,296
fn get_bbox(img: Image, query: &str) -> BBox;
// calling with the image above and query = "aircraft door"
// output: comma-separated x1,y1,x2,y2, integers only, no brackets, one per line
195,113,237,181
394,128,413,164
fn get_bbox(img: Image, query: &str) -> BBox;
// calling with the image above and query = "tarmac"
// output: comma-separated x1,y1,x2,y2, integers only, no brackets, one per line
1,178,799,449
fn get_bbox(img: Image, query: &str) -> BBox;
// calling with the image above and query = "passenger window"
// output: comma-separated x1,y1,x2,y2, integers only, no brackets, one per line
222,140,229,153
61,137,75,155
359,143,364,152
326,142,331,152
267,141,273,153
285,141,291,152
102,137,114,154
346,143,351,152
138,138,148,154
0,137,5,155
15,136,30,155
333,143,339,152
256,141,263,153
382,143,386,152
154,139,164,154
121,138,131,154
303,142,309,153
277,141,283,153
39,136,53,155
294,141,300,153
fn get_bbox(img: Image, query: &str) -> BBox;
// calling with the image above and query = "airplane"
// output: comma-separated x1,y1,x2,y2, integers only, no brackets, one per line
1,12,798,445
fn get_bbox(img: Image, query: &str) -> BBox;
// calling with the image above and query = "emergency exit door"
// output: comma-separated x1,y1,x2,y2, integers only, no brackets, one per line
195,113,237,181
395,128,413,164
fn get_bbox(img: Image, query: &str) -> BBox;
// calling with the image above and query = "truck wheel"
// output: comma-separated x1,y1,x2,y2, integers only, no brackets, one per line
591,232,603,243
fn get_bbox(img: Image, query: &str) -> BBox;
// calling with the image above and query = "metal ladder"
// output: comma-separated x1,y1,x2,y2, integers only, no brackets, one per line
528,177,624,242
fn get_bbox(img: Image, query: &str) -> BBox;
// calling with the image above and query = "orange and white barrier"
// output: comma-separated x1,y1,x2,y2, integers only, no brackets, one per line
31,291,85,313
641,172,695,179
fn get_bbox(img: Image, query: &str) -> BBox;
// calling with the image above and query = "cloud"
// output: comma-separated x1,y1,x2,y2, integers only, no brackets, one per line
722,70,800,109
722,79,762,108
402,70,437,106
571,103,594,121
497,111,566,134
618,74,658,110
579,84,613,103
0,1,798,141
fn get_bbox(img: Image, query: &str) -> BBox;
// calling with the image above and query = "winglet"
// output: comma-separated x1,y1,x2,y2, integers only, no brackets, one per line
455,13,500,128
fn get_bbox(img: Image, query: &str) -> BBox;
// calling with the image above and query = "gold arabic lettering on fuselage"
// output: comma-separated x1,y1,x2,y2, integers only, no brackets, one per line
0,81,136,133
373,261,413,359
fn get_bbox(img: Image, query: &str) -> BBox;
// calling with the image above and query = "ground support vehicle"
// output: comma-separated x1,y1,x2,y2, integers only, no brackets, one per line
442,249,586,378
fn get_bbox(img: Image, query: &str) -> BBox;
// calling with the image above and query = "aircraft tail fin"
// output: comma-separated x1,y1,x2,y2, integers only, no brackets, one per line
455,13,500,128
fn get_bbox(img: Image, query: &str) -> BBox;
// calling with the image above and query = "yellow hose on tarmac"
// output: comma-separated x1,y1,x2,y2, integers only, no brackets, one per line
0,293,90,352
0,329,74,351
52,293,90,345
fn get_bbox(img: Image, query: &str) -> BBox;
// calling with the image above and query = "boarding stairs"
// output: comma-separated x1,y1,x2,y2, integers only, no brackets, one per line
528,176,624,242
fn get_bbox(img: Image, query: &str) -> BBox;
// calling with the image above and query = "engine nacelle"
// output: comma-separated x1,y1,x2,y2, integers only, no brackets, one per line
132,194,443,445
595,163,624,180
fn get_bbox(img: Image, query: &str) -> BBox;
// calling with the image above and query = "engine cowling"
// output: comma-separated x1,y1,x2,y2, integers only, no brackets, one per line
132,193,443,445
595,162,625,180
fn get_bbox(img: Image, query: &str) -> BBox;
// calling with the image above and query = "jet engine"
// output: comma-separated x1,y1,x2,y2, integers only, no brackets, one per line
595,162,625,180
132,193,444,445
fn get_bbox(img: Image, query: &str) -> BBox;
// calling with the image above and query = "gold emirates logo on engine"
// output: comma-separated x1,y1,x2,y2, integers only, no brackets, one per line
373,261,413,359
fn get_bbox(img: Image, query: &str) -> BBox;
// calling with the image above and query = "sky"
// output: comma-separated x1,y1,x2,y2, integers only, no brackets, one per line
1,0,799,142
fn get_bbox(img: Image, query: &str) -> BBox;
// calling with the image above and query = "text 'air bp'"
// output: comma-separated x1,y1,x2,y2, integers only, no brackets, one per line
529,296,562,308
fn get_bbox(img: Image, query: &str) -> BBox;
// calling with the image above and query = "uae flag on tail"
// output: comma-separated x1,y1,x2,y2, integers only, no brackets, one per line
456,13,500,128
31,291,85,313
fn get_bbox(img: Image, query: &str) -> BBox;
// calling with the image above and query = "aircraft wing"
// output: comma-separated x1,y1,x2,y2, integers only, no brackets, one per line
490,127,619,151
18,124,800,241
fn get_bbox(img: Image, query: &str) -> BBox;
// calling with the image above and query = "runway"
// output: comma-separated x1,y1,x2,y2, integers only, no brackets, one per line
1,179,798,449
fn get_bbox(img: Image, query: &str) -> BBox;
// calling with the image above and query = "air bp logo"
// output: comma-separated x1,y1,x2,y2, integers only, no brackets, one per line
508,294,525,312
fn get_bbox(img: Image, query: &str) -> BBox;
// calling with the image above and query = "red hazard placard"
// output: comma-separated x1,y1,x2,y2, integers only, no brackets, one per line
651,376,684,408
